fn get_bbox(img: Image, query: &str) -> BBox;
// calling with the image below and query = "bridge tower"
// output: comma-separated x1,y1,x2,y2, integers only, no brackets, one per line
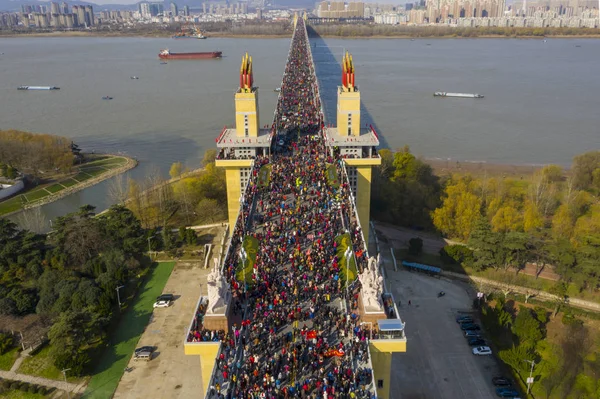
325,51,381,243
215,53,272,227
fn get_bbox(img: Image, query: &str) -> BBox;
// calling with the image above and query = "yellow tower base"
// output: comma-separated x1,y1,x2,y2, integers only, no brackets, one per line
345,158,381,243
216,159,253,228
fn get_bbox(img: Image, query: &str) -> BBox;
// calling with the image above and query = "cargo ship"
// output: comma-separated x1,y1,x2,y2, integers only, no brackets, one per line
158,49,222,60
18,86,60,90
434,92,484,98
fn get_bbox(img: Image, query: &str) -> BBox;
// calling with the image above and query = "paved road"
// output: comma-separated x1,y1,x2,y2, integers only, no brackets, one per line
374,229,501,399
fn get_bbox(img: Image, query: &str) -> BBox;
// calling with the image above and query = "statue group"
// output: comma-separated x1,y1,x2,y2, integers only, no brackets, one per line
206,260,231,314
358,256,384,310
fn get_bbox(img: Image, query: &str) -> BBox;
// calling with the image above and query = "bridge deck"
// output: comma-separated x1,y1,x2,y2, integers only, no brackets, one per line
187,18,401,399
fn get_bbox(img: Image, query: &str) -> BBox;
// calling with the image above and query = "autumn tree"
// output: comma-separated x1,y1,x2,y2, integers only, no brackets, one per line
572,151,600,192
169,162,184,179
432,177,482,240
491,205,522,233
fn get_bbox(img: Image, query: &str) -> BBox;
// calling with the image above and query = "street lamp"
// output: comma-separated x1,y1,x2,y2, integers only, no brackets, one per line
523,359,536,394
61,368,71,399
116,285,125,308
344,246,352,299
147,236,152,254
239,248,247,298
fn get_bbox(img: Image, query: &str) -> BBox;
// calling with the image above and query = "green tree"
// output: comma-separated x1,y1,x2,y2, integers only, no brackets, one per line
196,198,226,224
391,145,417,181
498,344,534,380
523,201,544,232
502,231,529,270
468,217,502,270
512,306,543,349
572,151,600,191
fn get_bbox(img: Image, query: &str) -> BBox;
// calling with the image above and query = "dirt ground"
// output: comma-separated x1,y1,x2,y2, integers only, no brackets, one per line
113,226,226,399
426,157,550,178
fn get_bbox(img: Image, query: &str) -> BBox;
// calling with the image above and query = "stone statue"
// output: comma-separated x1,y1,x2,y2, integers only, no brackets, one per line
358,256,383,310
206,263,230,314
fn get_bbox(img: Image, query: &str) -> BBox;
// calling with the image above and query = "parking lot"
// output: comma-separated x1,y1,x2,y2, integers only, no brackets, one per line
387,268,503,399
113,262,211,399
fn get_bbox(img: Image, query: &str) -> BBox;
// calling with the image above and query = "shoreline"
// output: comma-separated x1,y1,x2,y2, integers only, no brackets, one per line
424,157,563,178
2,31,600,39
0,154,138,218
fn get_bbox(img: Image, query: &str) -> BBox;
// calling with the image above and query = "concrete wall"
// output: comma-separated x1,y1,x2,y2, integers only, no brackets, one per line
0,180,24,200
216,159,253,228
234,90,260,137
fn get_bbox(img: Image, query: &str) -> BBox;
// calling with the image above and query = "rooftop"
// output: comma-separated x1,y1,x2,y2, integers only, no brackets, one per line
215,127,273,148
324,125,380,147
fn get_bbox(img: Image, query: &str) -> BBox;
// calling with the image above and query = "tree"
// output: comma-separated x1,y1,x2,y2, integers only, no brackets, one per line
432,178,482,241
468,217,502,270
202,149,217,167
523,201,544,233
408,237,423,255
512,306,543,349
107,174,128,205
498,344,534,381
169,162,184,179
391,145,417,181
502,231,529,271
491,205,522,233
196,198,226,224
572,151,600,191
551,204,575,239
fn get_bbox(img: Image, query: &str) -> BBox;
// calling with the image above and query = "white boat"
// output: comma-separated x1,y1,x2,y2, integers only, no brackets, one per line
18,86,60,90
434,92,484,99
131,76,139,79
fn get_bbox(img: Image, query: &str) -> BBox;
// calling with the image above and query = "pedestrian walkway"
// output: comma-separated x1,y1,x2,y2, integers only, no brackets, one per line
0,355,84,394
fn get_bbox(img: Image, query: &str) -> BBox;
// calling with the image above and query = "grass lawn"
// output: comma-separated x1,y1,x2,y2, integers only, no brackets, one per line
60,178,79,188
0,197,23,215
17,346,79,383
82,262,175,399
45,184,64,194
0,391,46,399
84,157,126,168
23,189,49,203
78,168,106,177
72,172,93,182
0,347,20,371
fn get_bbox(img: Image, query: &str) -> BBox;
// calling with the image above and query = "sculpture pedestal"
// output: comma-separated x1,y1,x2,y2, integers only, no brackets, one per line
204,301,230,332
358,292,387,325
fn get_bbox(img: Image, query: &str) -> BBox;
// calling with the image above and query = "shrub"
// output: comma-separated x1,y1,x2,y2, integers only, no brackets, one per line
533,306,549,324
9,382,19,390
562,312,584,326
2,379,12,389
408,237,423,255
0,333,14,354
38,386,47,395
439,244,473,265
18,382,29,391
28,384,37,394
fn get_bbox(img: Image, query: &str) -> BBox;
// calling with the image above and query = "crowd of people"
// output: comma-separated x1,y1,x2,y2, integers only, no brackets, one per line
200,19,379,399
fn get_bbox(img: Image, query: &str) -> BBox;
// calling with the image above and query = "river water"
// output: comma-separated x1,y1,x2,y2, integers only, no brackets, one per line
0,36,599,222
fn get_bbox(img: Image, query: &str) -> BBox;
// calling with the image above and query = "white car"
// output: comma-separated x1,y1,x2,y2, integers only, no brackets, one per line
153,299,171,308
472,346,492,356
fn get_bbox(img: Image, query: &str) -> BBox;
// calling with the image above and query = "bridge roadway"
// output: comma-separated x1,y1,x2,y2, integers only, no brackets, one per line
206,19,377,399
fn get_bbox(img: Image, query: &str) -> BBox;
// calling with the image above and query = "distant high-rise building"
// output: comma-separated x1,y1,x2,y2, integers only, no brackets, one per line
257,7,263,18
184,5,190,15
203,2,207,13
170,2,178,16
139,2,151,18
85,5,94,26
50,2,60,14
60,1,69,14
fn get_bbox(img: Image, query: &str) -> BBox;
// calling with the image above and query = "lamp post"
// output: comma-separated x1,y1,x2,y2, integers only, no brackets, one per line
61,368,71,399
116,285,125,308
345,246,352,300
239,248,247,299
524,359,536,395
147,236,152,256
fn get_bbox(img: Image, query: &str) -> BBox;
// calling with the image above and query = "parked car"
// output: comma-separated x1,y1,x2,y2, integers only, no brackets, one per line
133,350,153,362
461,323,481,331
464,330,483,338
496,387,519,397
456,316,474,323
492,377,512,387
154,294,174,308
134,346,155,354
467,338,486,346
472,346,492,356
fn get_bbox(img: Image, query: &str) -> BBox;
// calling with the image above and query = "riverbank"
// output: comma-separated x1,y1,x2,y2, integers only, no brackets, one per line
0,154,137,218
424,157,552,178
2,30,599,40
